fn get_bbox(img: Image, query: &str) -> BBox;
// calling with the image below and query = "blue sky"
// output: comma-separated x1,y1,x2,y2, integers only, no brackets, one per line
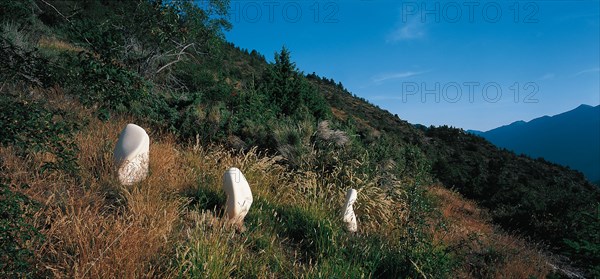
224,0,600,131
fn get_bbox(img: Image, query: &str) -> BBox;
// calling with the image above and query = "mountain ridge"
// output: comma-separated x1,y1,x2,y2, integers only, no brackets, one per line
471,104,600,182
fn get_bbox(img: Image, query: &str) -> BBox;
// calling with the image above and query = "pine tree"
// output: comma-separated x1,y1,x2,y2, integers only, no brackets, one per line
262,47,330,120
264,47,301,116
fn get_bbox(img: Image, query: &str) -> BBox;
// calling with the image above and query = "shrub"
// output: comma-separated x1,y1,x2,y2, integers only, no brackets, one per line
424,125,600,275
0,36,52,87
0,181,42,278
564,204,600,277
0,0,37,26
63,52,150,118
0,94,79,174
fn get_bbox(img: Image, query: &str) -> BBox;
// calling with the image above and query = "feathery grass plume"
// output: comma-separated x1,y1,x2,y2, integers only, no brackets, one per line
1,22,35,50
272,118,316,168
37,36,85,53
317,120,349,147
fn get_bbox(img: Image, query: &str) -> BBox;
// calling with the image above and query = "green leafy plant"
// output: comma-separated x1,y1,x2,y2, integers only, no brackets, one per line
0,0,37,26
0,95,79,174
64,52,150,119
0,36,53,87
564,203,600,277
0,181,43,278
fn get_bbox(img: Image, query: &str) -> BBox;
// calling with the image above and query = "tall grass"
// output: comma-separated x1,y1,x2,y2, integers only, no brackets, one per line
0,110,556,278
1,117,185,278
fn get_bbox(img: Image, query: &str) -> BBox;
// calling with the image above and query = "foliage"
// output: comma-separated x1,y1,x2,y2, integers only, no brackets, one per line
0,36,52,87
0,94,79,174
63,52,149,117
0,0,37,26
262,47,330,121
564,204,600,277
424,125,600,273
0,181,42,278
56,0,231,79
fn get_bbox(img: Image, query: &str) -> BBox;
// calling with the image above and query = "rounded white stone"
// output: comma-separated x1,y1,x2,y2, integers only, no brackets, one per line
113,123,150,185
222,167,253,225
342,188,358,232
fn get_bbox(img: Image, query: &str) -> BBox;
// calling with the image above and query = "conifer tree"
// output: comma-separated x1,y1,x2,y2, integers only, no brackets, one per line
263,47,329,119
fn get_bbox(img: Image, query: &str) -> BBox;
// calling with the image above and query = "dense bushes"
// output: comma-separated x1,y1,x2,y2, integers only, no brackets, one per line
0,36,52,87
0,181,42,278
63,53,149,116
424,125,600,275
564,204,600,277
316,71,600,275
0,94,79,173
0,0,37,26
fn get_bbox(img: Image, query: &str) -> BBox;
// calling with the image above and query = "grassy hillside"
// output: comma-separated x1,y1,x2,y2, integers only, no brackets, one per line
1,0,597,277
311,76,600,276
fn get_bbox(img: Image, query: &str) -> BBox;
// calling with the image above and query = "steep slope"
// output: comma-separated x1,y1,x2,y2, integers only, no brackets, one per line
310,76,600,275
1,0,598,277
477,104,600,182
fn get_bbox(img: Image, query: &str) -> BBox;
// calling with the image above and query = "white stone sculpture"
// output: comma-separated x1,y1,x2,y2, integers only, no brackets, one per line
113,123,150,185
222,167,253,225
342,188,358,232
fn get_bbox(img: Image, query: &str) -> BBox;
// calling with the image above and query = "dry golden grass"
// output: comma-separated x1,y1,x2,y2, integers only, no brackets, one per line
180,139,392,230
2,114,339,277
1,117,191,278
38,36,85,53
0,106,557,278
330,107,348,121
428,185,552,278
429,185,494,241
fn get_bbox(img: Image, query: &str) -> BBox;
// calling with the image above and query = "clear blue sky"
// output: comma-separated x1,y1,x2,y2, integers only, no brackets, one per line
224,0,600,131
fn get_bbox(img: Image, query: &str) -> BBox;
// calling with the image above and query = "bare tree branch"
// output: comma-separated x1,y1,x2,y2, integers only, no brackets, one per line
155,43,195,74
38,0,93,47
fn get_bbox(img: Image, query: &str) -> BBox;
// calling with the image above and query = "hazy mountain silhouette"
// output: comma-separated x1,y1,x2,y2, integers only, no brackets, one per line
473,105,600,182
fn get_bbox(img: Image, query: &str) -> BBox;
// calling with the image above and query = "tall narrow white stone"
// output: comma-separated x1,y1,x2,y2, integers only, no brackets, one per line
222,167,253,225
113,123,150,185
342,188,358,232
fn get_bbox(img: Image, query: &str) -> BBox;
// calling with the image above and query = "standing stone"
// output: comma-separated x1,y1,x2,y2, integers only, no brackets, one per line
113,124,150,185
342,188,358,232
222,167,253,225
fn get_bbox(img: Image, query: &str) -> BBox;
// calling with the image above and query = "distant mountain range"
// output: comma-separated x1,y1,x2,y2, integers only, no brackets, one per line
469,104,600,183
